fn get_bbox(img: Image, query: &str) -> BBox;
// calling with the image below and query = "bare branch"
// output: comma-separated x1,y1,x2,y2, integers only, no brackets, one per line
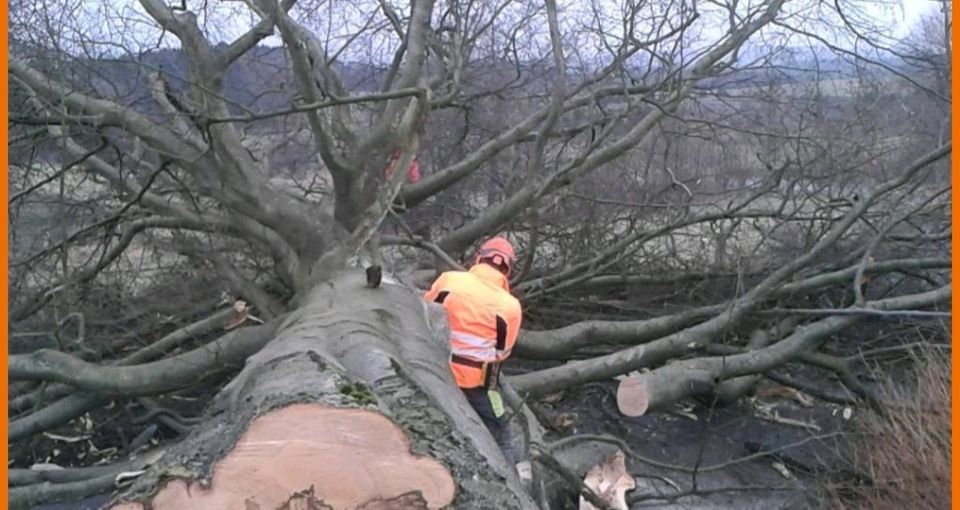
10,321,278,396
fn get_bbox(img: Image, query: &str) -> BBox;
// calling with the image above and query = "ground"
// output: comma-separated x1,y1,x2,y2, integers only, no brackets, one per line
536,374,855,509
31,375,854,510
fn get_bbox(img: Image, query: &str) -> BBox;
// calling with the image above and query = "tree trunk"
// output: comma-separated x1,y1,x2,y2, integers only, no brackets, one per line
106,272,536,510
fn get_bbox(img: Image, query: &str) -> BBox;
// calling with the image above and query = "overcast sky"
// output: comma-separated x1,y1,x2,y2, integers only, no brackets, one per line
15,0,947,62
880,0,943,37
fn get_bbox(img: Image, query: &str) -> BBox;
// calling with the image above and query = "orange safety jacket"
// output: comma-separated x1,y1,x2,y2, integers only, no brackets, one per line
424,263,522,389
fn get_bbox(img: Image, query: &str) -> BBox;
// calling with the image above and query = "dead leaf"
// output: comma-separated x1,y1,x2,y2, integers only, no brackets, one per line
115,470,146,486
771,461,793,479
223,309,250,330
757,384,814,407
81,414,95,432
552,413,576,430
671,403,698,421
542,391,565,403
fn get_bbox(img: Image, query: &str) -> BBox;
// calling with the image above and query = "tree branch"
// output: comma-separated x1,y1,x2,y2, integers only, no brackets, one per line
615,285,950,414
10,321,278,396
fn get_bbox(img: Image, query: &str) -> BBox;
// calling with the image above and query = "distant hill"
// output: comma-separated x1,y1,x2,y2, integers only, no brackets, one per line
24,40,937,128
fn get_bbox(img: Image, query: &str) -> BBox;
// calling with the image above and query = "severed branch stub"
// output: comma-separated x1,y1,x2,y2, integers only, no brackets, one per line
579,450,636,510
615,374,650,417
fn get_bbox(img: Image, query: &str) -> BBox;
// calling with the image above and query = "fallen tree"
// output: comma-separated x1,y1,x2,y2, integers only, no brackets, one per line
105,272,535,509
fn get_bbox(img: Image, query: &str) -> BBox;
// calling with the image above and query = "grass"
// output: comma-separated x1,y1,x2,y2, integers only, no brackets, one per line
823,345,951,509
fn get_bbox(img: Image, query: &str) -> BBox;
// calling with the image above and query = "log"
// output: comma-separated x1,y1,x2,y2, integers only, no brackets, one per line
106,271,536,509
607,286,951,416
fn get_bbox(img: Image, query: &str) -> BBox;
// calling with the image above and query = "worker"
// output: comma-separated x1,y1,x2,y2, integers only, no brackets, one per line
384,147,421,183
424,236,523,464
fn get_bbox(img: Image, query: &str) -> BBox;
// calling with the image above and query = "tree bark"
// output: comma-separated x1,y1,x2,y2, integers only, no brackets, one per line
105,272,536,510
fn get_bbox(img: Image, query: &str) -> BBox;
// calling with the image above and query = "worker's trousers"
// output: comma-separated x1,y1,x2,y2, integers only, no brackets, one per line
462,387,517,465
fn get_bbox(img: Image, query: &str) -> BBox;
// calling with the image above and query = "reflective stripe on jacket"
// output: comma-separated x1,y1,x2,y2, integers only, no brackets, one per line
424,264,523,389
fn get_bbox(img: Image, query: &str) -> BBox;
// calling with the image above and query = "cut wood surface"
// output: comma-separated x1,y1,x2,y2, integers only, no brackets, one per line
580,450,635,510
109,404,455,509
616,376,649,417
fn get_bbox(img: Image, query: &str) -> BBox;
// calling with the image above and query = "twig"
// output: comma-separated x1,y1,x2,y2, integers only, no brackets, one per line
132,398,201,430
381,229,465,271
9,448,165,508
10,472,120,510
628,484,797,504
9,137,109,204
204,87,426,125
547,432,841,474
664,167,694,198
847,341,950,362
757,308,950,318
762,372,859,405
124,424,158,456
851,185,950,305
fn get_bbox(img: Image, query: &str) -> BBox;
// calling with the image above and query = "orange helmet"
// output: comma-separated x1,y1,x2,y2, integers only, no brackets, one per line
474,237,516,274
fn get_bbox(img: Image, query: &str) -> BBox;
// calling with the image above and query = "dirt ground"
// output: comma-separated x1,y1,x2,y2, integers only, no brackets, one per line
536,374,858,509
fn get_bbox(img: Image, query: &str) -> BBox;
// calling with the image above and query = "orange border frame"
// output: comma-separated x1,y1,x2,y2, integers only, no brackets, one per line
951,0,958,506
0,3,955,510
2,0,10,506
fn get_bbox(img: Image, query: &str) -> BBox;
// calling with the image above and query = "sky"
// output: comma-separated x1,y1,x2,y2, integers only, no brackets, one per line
879,0,943,37
13,0,947,62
